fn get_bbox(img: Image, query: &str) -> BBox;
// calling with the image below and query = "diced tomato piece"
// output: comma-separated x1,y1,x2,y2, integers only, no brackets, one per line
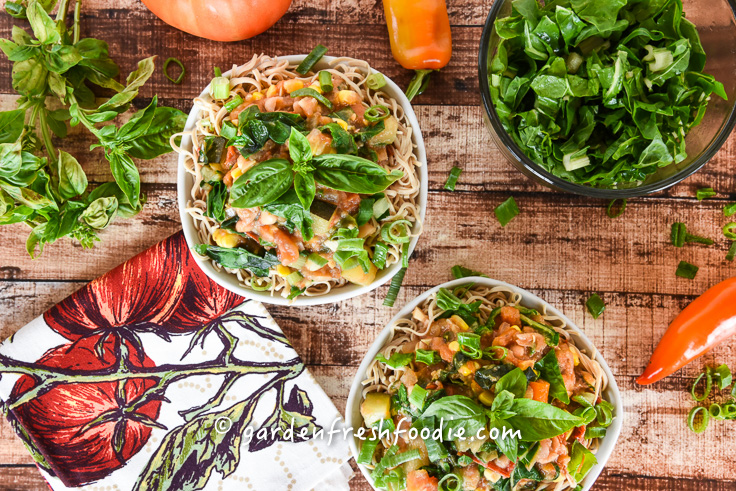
529,380,550,403
500,306,521,326
406,470,439,491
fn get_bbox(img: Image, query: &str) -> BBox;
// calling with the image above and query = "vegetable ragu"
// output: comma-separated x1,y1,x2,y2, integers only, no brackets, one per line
360,282,614,491
382,0,452,100
0,0,185,256
178,53,423,300
638,277,736,385
488,0,726,188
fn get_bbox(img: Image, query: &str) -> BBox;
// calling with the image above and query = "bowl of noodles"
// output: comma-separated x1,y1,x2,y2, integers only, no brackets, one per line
174,54,426,305
346,277,623,491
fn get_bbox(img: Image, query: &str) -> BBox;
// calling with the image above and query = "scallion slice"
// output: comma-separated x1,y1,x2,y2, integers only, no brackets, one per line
372,242,389,269
727,242,736,262
671,222,713,247
691,368,713,402
586,294,605,319
381,220,412,244
709,403,724,420
444,166,462,191
383,267,407,307
584,426,607,439
318,70,333,92
676,260,699,279
163,57,185,84
696,187,717,200
210,67,230,100
290,87,333,110
714,364,732,390
723,222,736,240
436,474,462,491
381,449,420,469
725,203,736,217
296,44,328,75
484,345,508,361
606,199,627,218
458,332,482,359
366,73,387,91
409,385,428,410
687,406,709,434
415,349,439,365
357,437,379,465
401,242,409,268
364,105,390,122
224,95,244,112
494,196,519,227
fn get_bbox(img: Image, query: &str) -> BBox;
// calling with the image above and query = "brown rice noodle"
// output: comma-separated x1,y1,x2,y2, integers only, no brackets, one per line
360,284,608,491
171,54,422,299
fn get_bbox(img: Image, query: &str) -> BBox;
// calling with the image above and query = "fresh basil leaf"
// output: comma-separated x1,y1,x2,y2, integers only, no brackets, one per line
263,189,314,242
194,243,280,276
495,368,528,399
568,440,598,483
87,181,140,218
421,396,487,442
0,141,23,179
12,57,48,97
294,172,316,211
56,150,87,200
107,150,140,208
0,180,53,209
230,159,294,209
0,110,24,144
205,181,228,222
263,120,292,145
115,95,158,142
320,122,357,154
288,127,313,164
491,389,515,413
126,106,187,159
81,196,118,229
0,39,38,62
312,154,403,194
357,120,385,142
535,349,570,404
26,1,60,44
45,45,82,73
506,398,583,441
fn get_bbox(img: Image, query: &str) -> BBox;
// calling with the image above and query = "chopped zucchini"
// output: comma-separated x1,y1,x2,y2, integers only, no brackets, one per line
200,165,223,183
360,392,391,427
290,252,308,271
311,214,331,237
311,200,337,221
285,271,303,286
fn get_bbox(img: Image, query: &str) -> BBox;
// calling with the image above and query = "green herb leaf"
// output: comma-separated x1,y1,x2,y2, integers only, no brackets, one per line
230,159,294,209
56,150,87,200
568,440,598,483
675,260,699,279
495,196,519,226
205,181,228,222
586,293,605,319
506,398,583,441
263,189,314,242
495,368,528,399
376,351,413,369
535,349,570,404
194,244,280,276
288,127,313,164
312,154,403,194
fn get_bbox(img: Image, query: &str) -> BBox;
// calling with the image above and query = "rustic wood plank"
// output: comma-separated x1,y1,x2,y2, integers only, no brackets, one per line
0,466,47,490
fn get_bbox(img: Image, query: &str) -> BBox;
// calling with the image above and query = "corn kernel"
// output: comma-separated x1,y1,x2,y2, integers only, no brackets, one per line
511,325,521,332
458,365,472,377
450,315,469,331
250,91,264,101
230,167,244,181
276,265,292,276
448,341,460,353
458,361,478,377
283,79,305,94
479,391,494,407
332,118,348,131
336,90,361,105
266,85,278,98
308,82,323,94
213,229,241,249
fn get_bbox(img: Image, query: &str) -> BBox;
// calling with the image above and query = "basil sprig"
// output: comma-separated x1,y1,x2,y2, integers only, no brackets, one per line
0,1,185,256
230,127,403,210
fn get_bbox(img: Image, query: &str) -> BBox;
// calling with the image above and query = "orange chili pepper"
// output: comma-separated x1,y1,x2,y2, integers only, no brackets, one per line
637,277,736,385
382,0,452,100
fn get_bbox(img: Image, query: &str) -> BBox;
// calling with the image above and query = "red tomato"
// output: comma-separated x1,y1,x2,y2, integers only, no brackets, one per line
141,0,293,42
406,469,439,491
10,337,161,487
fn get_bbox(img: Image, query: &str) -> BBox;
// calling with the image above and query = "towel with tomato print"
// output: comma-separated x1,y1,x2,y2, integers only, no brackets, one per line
0,232,352,491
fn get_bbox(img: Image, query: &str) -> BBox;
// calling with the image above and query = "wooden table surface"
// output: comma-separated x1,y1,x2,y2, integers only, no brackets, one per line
1,0,736,490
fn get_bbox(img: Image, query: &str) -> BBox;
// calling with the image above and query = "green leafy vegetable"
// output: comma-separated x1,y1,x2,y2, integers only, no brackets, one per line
494,196,519,226
296,44,328,75
670,222,713,247
535,349,570,404
376,351,413,369
163,57,185,84
489,0,726,188
495,368,528,399
194,244,280,277
568,440,598,483
676,260,699,279
696,187,716,200
586,293,606,319
451,265,488,279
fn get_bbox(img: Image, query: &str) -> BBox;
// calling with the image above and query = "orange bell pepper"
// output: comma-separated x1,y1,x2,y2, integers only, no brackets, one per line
382,0,452,100
529,380,550,403
637,277,736,385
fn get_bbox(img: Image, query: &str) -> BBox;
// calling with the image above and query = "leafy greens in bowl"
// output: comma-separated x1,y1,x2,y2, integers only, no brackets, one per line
480,0,736,197
346,277,623,491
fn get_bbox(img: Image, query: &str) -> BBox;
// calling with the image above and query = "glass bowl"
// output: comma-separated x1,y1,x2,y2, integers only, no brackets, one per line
478,0,736,198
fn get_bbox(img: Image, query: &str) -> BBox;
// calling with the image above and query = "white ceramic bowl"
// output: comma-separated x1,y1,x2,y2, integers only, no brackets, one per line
346,277,623,490
177,55,428,306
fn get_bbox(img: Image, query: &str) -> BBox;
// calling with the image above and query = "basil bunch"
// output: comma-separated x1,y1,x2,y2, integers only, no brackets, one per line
0,0,185,256
229,127,403,211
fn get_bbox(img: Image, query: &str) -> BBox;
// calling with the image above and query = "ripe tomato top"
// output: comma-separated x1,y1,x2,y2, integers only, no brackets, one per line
10,337,161,487
141,0,293,42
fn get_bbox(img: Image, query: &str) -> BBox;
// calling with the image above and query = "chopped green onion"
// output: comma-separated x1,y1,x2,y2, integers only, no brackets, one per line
595,401,614,427
381,220,412,244
723,402,736,419
458,332,482,359
727,242,736,262
451,265,487,279
415,349,439,365
287,286,305,299
373,196,391,220
296,44,328,75
366,73,387,91
163,57,185,84
372,242,389,269
250,280,272,291
224,95,244,112
401,242,410,268
220,120,237,140
290,87,333,110
318,70,333,92
691,368,713,402
374,418,396,434
409,385,428,409
687,406,709,434
375,352,412,369
444,166,462,191
606,199,627,218
494,197,519,227
696,187,717,200
457,455,474,467
370,446,398,482
714,364,732,390
586,294,605,319
357,437,379,465
484,345,508,361
214,67,222,77
405,69,433,101
725,203,736,217
676,260,699,279
364,105,390,122
436,473,462,491
723,222,736,240
383,267,407,307
584,426,607,439
671,222,713,247
709,403,724,420
210,71,230,100
380,449,420,469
